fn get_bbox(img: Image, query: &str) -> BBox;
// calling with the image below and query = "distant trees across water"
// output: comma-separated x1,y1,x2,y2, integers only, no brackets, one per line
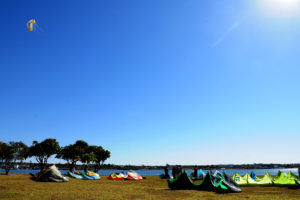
0,139,110,175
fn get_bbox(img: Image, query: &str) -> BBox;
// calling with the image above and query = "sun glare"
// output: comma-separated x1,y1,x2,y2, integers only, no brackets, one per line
260,0,300,18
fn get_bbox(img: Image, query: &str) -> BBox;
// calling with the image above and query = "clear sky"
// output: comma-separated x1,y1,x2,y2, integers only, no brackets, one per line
1,0,300,165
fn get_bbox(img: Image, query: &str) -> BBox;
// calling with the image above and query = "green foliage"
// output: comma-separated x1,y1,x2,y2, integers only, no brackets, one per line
88,145,111,172
56,144,76,164
80,153,96,165
13,141,29,163
88,145,104,162
57,141,111,172
0,141,22,175
28,138,60,171
0,142,15,162
1,138,111,173
74,140,89,149
56,140,90,171
0,141,6,161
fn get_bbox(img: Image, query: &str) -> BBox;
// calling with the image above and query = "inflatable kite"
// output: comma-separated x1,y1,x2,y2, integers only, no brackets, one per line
27,19,36,31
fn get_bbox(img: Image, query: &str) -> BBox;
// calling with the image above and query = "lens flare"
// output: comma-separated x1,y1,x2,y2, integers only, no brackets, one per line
260,0,300,18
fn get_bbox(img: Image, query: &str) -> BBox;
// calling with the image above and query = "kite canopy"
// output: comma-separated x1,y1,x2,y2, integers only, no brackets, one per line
31,165,69,182
250,171,257,181
107,171,143,180
68,171,100,180
168,170,241,193
190,169,205,180
80,171,100,180
273,171,297,186
86,171,100,179
68,171,85,179
27,19,36,31
233,171,299,186
107,172,126,180
232,173,248,185
125,171,143,180
233,173,271,185
221,171,243,193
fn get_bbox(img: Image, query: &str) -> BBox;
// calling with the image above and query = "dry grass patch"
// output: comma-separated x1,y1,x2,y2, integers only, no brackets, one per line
0,174,300,199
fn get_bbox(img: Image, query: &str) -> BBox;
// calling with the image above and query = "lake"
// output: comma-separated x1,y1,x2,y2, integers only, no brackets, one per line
1,168,298,176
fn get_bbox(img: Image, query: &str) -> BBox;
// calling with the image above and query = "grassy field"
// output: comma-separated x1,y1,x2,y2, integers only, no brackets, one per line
1,174,300,200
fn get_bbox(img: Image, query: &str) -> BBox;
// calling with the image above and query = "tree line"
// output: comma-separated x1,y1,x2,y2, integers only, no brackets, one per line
0,138,110,175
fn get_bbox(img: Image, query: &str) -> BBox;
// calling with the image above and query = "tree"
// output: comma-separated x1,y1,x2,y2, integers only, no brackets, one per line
56,140,89,171
0,141,5,162
89,145,111,172
13,141,29,167
56,144,75,171
0,142,19,175
80,153,96,171
28,138,60,171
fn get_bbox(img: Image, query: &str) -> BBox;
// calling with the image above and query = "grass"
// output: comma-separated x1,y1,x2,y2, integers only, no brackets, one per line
1,174,300,200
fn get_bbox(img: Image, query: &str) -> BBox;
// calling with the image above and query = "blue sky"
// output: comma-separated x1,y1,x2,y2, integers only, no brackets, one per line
1,0,300,165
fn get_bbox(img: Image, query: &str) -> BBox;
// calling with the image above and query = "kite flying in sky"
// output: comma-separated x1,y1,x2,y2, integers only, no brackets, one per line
27,19,36,31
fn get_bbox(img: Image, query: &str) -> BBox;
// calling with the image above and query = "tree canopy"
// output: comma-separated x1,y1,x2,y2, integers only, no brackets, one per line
13,141,29,164
57,141,110,172
28,138,60,170
56,140,89,171
1,139,111,173
88,145,111,172
0,141,28,175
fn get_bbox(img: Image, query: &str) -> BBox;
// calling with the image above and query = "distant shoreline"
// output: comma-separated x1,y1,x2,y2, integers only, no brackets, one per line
3,162,300,171
1,168,299,176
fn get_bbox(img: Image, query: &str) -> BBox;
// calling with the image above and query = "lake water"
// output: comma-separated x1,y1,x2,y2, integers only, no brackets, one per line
1,168,298,176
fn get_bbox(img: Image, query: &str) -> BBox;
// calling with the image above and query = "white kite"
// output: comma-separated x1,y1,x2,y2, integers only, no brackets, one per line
27,19,36,31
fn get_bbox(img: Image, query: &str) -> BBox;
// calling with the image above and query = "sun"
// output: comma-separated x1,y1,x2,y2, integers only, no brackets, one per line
260,0,300,18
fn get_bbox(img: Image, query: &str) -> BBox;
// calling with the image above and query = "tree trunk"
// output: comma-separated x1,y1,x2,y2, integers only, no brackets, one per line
69,162,75,172
37,157,45,172
4,161,12,175
5,166,9,175
94,164,99,173
39,162,45,171
20,159,23,169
